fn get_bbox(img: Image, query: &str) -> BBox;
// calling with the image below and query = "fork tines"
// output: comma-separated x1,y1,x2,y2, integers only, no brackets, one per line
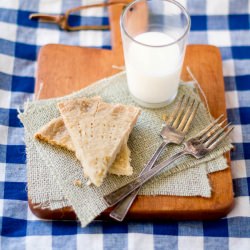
196,114,233,150
167,95,200,133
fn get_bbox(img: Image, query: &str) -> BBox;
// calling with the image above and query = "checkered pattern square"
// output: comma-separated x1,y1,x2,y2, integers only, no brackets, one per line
0,0,250,249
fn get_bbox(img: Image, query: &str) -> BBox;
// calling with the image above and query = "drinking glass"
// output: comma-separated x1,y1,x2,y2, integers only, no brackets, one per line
120,0,190,108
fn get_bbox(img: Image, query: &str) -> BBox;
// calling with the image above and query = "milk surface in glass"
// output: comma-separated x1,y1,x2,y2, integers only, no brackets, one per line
126,31,181,104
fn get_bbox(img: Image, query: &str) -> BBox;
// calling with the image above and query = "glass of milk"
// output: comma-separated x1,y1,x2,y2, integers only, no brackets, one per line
120,0,190,108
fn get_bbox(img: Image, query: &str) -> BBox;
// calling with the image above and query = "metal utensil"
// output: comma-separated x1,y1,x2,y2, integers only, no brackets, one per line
109,95,200,221
29,1,127,31
104,115,233,208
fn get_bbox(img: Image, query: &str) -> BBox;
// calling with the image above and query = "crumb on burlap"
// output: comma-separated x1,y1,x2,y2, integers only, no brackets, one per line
73,179,83,188
162,114,167,121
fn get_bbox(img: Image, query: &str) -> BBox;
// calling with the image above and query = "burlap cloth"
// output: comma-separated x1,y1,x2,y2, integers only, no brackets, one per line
18,72,232,227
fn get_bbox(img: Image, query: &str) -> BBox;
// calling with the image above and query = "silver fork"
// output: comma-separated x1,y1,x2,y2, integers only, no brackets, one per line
104,115,233,208
109,95,200,221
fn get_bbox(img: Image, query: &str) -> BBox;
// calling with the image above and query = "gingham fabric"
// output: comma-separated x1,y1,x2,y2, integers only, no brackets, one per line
0,0,249,249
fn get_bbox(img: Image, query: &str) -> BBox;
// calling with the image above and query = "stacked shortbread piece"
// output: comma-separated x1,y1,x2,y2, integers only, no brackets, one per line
35,97,141,187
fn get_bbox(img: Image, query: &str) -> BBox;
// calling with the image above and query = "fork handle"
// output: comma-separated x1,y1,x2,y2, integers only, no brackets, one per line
104,150,187,207
109,141,169,221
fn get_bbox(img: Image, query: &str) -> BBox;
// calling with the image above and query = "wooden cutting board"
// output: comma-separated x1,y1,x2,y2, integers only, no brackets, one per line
30,0,234,220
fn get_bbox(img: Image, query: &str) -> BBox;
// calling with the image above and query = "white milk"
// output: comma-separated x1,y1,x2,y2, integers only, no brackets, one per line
125,32,181,106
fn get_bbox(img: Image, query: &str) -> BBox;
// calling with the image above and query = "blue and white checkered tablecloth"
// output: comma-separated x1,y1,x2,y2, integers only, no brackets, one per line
0,0,249,249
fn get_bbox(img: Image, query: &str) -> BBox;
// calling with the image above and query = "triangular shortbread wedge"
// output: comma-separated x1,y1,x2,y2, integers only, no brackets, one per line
57,98,140,187
35,117,75,151
34,116,133,176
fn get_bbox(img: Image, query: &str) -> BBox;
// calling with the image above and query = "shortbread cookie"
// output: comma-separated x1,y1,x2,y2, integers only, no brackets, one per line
58,98,140,186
